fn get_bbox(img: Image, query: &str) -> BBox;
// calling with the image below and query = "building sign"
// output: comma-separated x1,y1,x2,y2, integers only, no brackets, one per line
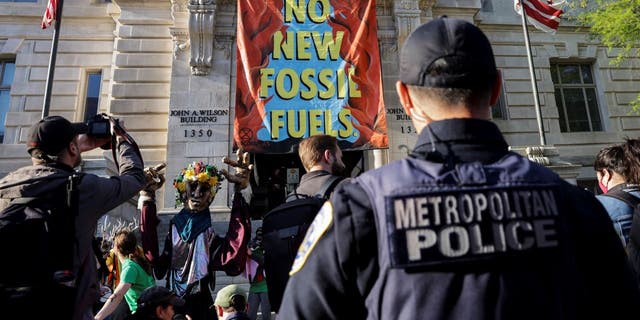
235,0,388,153
169,107,230,142
387,107,416,135
170,109,228,124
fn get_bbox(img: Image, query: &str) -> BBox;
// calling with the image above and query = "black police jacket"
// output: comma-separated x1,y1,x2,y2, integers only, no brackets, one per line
279,119,640,320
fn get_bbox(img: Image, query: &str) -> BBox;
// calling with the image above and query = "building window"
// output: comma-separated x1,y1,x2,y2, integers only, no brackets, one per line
83,71,102,122
491,71,508,120
0,60,15,143
551,63,602,132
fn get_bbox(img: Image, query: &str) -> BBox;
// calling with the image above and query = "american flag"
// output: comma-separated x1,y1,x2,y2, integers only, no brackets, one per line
41,0,58,29
514,0,564,34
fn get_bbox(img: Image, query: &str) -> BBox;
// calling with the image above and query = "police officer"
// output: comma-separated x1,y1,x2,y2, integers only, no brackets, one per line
278,17,640,319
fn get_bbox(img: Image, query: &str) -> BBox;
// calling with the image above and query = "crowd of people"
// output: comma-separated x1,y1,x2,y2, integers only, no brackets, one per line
1,16,639,320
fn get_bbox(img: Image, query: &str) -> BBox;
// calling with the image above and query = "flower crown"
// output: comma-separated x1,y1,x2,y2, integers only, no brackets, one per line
173,161,225,207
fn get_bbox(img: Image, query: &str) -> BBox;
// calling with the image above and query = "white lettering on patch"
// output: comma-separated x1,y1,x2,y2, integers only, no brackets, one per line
388,188,561,265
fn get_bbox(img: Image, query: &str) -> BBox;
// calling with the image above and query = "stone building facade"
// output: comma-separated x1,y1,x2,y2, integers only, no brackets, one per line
0,0,638,218
1,0,638,299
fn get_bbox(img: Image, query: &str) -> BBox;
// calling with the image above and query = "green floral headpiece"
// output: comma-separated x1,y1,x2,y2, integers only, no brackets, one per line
173,161,225,207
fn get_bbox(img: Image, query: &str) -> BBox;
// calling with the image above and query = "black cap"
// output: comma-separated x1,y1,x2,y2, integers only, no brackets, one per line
137,286,185,313
399,16,497,89
26,116,88,156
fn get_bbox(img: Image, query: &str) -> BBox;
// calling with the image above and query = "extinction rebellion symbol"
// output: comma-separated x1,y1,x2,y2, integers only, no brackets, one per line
239,128,253,145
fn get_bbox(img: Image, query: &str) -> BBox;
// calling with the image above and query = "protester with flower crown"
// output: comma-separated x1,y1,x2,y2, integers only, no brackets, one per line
141,150,253,320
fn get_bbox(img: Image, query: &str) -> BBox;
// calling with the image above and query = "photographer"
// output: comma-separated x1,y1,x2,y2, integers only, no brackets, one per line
0,115,145,320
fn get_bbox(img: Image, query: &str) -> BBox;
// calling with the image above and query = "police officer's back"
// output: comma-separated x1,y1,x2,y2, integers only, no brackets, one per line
279,17,640,319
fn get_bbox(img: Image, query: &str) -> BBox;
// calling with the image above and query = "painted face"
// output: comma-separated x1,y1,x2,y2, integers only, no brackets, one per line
185,180,214,212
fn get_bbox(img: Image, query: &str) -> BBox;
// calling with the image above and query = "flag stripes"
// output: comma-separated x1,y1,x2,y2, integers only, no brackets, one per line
41,0,58,29
514,0,564,34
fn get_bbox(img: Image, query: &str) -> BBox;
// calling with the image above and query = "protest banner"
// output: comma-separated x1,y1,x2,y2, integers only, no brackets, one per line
235,0,388,153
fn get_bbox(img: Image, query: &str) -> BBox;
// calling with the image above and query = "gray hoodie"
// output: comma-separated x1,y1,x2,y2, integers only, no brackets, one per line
0,141,145,320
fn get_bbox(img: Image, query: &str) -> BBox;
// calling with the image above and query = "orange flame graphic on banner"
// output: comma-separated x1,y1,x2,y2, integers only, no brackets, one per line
235,0,387,153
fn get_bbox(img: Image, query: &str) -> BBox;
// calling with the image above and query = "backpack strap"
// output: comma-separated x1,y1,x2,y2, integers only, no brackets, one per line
67,173,82,214
8,197,37,205
58,172,81,287
4,173,81,207
285,176,345,202
0,173,72,192
601,189,640,208
315,175,345,200
284,192,310,202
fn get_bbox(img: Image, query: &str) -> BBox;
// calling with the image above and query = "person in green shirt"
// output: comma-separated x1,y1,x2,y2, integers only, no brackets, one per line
95,229,155,320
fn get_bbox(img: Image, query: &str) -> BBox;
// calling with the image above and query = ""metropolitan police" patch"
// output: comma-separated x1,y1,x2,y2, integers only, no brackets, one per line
289,201,333,275
385,186,563,268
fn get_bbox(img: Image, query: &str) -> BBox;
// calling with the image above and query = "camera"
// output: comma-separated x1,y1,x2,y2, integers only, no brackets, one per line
86,114,113,138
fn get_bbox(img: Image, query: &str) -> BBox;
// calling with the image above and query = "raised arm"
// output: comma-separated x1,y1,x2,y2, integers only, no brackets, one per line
138,164,166,267
210,149,254,275
78,138,145,219
210,192,251,275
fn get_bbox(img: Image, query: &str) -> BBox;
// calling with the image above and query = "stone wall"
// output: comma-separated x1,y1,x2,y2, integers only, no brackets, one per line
0,0,639,232
0,1,116,175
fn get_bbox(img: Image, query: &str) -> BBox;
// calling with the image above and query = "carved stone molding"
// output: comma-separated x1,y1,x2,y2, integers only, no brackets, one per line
510,145,571,167
215,28,236,39
396,0,420,11
188,1,216,76
393,0,421,47
510,145,582,182
524,146,552,166
418,0,437,9
170,28,190,60
214,37,233,60
377,0,392,16
171,0,188,20
378,30,397,60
